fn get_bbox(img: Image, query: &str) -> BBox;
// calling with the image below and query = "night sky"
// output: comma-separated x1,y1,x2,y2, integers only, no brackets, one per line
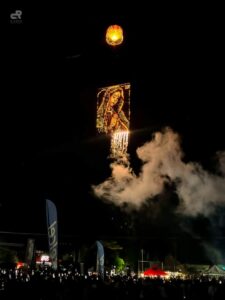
3,7,225,263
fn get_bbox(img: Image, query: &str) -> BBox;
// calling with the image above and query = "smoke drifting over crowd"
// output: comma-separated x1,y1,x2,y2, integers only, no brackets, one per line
93,127,225,217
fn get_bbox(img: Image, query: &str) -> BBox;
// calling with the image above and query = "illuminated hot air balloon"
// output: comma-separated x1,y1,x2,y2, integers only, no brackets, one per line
105,24,124,46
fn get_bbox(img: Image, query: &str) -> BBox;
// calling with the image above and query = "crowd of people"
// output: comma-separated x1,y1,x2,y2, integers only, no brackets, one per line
0,266,225,299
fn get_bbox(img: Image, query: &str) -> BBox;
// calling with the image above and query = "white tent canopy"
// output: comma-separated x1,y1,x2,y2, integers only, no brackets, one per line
203,265,225,277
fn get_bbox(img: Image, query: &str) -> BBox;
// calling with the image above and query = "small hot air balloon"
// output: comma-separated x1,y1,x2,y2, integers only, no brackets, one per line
106,24,124,46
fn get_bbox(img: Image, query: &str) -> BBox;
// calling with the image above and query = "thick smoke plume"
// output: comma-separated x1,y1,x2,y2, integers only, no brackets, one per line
93,128,225,217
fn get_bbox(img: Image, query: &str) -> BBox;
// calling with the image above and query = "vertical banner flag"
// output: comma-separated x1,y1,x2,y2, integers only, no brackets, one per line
46,199,58,270
96,240,104,279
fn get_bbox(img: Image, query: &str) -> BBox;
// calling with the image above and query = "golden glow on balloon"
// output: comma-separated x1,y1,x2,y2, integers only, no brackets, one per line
106,25,124,46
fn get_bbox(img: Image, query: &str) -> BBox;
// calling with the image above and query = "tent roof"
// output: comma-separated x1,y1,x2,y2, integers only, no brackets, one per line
203,265,225,276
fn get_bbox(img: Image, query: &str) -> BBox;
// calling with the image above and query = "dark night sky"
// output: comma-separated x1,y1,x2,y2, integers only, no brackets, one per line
2,6,225,262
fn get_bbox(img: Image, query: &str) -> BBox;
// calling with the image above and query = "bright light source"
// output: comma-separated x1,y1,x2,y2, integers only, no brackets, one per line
111,131,129,157
106,25,124,46
41,255,50,262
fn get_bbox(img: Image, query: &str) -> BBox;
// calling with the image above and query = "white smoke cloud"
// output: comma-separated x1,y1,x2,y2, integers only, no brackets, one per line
93,127,225,217
217,151,225,176
202,242,225,264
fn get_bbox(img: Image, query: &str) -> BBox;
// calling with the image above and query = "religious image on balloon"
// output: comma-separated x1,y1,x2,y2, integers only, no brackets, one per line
96,83,130,158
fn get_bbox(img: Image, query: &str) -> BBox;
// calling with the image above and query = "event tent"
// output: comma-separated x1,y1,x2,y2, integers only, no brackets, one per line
144,267,167,277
